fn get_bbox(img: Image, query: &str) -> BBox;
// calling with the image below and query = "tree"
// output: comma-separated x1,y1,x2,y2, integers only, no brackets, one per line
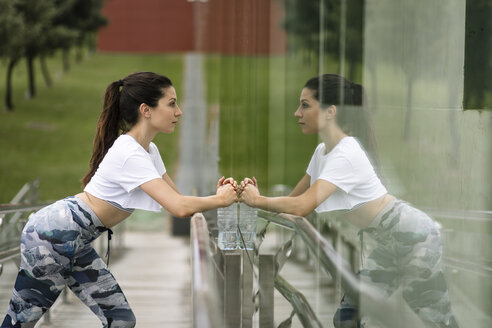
463,0,492,110
0,0,25,111
364,0,451,139
283,0,364,81
15,0,57,99
72,0,107,61
53,0,107,71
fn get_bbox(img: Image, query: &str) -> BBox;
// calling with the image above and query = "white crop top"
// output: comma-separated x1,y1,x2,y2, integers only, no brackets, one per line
306,137,387,213
84,134,166,212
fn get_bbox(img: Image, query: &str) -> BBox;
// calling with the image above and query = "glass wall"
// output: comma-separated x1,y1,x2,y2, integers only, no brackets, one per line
192,0,491,327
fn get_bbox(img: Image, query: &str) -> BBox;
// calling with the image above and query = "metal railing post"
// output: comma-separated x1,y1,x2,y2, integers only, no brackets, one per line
241,250,254,328
223,251,241,327
259,254,275,328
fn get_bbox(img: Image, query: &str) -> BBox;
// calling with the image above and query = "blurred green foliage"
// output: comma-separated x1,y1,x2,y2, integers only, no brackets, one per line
463,0,492,110
0,53,183,203
205,54,341,194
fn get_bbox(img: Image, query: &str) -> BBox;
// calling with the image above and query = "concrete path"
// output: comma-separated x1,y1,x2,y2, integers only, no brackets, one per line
31,230,191,328
0,226,192,328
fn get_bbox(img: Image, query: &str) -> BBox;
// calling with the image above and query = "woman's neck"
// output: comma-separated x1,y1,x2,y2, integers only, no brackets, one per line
126,128,156,152
319,127,347,154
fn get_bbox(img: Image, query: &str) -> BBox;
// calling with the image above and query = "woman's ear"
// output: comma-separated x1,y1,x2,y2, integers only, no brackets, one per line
139,103,152,118
325,105,337,120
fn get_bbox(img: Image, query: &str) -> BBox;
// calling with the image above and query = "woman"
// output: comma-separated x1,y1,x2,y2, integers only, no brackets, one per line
2,72,237,328
239,74,458,327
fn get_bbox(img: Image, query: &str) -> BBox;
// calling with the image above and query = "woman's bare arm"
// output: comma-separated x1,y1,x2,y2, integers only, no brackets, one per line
140,177,237,218
240,178,337,217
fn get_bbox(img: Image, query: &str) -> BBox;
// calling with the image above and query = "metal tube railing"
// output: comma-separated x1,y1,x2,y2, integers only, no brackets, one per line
274,274,323,328
0,180,46,265
259,211,359,297
191,206,427,327
0,202,51,215
190,213,223,328
258,210,424,328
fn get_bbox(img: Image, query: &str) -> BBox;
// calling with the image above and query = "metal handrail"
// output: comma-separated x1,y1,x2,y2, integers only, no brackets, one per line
191,208,426,327
0,202,51,215
274,274,323,328
258,210,424,328
0,180,47,264
259,211,360,297
0,246,20,265
190,213,223,328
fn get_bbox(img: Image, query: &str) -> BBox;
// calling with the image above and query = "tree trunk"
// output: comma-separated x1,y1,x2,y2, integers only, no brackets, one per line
6,57,18,111
62,49,70,72
87,33,97,57
75,35,85,62
40,56,52,88
76,45,83,62
368,64,378,113
403,76,414,140
348,60,357,82
26,54,36,99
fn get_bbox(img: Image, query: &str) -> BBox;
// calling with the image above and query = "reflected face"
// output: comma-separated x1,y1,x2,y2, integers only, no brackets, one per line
295,88,321,134
149,86,182,134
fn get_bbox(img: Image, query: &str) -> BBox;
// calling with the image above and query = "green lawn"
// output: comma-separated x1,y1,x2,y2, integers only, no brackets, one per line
0,52,183,203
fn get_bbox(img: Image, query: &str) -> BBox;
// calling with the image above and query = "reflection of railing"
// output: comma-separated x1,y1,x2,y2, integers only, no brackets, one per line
191,208,425,328
259,211,427,328
273,274,323,328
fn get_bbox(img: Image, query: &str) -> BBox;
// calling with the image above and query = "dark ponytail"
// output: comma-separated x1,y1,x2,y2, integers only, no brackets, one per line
82,81,123,186
304,74,382,174
82,72,173,186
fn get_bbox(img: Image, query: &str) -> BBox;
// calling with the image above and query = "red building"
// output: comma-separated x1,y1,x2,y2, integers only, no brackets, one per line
97,0,286,55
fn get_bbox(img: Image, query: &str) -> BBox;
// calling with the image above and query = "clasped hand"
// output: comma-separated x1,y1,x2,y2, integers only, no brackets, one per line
216,176,259,207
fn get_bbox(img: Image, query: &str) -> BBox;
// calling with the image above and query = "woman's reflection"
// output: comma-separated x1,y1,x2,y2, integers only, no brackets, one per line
239,74,458,328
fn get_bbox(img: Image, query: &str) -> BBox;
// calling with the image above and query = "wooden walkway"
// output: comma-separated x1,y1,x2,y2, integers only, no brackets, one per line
36,229,192,328
0,219,339,328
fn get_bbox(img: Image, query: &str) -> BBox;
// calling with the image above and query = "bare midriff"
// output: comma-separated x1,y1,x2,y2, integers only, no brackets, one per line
75,192,132,228
341,193,396,229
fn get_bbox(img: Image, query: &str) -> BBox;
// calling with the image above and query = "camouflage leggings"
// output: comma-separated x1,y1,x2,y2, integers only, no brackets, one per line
334,200,459,328
1,197,135,328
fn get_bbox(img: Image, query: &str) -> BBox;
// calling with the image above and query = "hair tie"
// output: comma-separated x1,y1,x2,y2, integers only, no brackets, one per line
117,79,124,87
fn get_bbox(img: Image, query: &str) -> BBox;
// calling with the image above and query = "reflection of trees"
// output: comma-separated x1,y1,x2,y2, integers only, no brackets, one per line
365,0,451,139
283,0,364,81
463,0,491,110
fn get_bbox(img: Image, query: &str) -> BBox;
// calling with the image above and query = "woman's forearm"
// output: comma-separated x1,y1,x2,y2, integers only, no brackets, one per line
173,195,228,218
141,178,236,218
254,195,309,217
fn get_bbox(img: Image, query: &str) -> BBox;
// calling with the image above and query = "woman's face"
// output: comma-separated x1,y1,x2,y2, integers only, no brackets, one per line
149,86,182,134
294,88,321,134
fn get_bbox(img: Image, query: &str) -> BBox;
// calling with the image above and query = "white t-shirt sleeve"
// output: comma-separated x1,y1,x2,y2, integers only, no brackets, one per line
118,151,163,192
318,154,358,193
